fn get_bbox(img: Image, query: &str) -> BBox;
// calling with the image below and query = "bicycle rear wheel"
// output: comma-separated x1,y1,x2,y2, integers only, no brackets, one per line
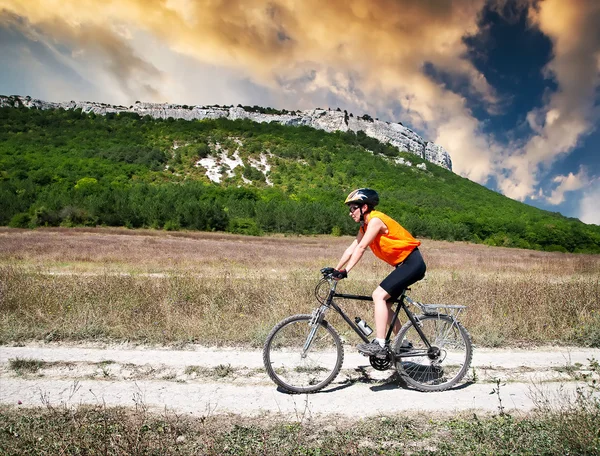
393,314,472,392
263,314,344,393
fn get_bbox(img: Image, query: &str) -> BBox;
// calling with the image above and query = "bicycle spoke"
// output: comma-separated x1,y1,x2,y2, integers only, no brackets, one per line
393,314,472,392
263,315,344,393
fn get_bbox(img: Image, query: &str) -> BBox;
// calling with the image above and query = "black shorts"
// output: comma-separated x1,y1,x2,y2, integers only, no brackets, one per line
379,248,426,299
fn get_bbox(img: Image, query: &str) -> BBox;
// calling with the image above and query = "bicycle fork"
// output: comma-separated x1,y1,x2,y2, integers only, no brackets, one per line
302,305,329,357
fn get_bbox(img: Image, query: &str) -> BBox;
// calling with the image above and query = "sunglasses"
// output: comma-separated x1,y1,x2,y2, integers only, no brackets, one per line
348,205,361,213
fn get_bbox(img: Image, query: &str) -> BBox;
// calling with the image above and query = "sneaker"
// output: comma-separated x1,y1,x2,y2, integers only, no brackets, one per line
357,340,388,357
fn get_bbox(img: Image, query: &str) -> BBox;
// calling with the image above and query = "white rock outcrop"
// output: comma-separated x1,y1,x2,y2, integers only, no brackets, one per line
1,95,452,170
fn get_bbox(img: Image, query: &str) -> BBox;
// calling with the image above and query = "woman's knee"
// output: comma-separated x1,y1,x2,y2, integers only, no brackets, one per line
372,286,390,302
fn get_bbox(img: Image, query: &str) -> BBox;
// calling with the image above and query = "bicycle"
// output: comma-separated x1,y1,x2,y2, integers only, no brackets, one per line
263,267,473,393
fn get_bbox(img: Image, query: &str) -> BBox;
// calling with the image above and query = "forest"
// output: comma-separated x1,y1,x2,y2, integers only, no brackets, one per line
1,106,599,253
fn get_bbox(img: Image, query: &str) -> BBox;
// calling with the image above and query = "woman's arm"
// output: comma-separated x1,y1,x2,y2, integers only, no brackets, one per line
343,218,385,273
335,230,364,271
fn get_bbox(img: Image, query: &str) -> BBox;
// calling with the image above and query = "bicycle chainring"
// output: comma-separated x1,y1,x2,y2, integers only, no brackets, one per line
369,355,392,371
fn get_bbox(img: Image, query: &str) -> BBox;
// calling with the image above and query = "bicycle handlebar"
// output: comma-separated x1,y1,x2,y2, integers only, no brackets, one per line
320,267,335,277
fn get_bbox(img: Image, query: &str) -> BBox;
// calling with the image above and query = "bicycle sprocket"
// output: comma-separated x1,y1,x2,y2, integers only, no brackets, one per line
369,355,392,371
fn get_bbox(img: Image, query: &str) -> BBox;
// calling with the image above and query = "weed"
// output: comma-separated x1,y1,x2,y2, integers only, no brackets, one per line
9,357,46,374
1,399,600,455
184,364,235,378
184,365,203,376
213,364,234,378
552,362,584,375
294,365,328,373
490,378,506,415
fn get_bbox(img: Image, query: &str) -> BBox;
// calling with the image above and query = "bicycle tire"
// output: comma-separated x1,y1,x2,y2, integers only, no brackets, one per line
263,314,344,393
393,314,472,392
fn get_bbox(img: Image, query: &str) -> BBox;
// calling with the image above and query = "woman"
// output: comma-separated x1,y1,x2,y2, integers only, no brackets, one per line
333,188,426,357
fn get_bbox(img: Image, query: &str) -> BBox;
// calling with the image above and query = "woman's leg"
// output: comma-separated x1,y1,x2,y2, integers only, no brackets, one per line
387,302,402,334
372,286,391,339
375,249,426,339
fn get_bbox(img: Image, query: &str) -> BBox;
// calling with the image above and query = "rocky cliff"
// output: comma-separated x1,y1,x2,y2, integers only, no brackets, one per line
0,95,452,170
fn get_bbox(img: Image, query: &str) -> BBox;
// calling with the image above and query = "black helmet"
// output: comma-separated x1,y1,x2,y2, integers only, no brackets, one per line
344,188,379,207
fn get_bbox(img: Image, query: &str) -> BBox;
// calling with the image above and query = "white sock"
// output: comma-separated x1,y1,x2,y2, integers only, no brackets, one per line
375,338,386,347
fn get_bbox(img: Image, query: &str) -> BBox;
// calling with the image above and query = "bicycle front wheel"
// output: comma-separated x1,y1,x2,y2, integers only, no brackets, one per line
263,314,344,393
394,314,472,392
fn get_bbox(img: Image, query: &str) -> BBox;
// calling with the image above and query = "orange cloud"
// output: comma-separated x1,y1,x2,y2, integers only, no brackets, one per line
0,0,496,103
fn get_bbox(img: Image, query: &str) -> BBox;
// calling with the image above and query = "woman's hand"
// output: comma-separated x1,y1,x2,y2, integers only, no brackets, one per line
332,269,347,280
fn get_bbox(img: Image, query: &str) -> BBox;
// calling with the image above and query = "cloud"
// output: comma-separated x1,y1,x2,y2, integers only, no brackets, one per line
579,179,600,225
497,0,600,201
0,4,166,102
545,167,589,205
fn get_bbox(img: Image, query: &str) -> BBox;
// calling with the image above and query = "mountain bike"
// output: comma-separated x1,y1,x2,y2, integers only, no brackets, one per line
263,267,473,393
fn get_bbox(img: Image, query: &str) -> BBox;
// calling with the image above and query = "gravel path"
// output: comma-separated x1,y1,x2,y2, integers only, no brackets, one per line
1,344,598,418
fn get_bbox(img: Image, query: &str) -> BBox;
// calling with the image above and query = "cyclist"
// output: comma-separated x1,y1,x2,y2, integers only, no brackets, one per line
333,188,426,357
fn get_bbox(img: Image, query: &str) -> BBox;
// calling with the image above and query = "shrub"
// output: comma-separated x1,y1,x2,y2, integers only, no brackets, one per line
227,218,262,236
8,212,30,228
164,220,181,231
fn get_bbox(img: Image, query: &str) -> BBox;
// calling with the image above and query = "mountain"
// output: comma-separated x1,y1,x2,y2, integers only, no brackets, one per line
0,95,452,170
1,96,599,253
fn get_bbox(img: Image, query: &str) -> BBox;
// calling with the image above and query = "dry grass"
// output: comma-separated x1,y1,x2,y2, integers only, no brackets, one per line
1,227,599,347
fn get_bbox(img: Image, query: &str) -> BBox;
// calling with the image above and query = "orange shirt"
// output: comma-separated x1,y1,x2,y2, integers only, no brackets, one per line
361,210,420,266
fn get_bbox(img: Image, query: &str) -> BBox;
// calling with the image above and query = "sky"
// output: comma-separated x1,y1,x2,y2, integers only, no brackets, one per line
0,0,599,224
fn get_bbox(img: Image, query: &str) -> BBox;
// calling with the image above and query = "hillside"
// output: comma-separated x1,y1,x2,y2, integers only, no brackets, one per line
1,104,599,253
0,95,452,170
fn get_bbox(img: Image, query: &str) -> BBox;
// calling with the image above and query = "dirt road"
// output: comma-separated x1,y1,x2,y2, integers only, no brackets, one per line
1,344,598,418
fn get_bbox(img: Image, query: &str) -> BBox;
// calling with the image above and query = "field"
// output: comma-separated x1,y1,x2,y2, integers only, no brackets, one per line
1,227,599,347
1,227,600,454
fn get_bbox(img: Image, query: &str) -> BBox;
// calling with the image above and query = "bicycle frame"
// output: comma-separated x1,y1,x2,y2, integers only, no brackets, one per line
264,271,472,393
318,279,433,359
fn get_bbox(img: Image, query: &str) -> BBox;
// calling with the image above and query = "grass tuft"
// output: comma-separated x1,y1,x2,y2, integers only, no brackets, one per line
8,357,46,374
